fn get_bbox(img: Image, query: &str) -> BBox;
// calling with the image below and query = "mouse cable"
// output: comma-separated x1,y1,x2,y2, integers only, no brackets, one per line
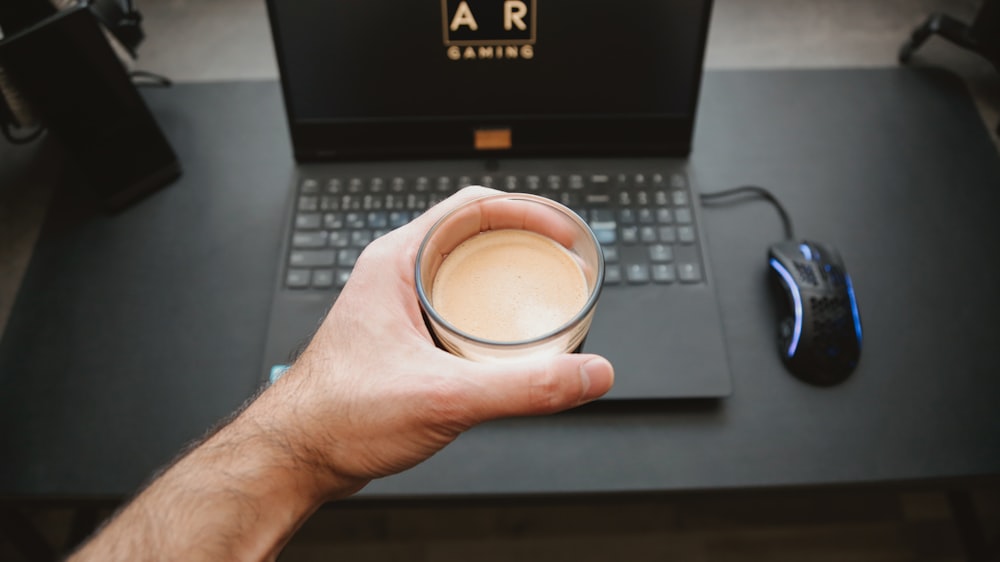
131,70,173,88
699,185,795,241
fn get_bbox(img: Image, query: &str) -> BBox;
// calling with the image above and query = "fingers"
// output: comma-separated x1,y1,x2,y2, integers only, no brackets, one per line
403,186,502,239
464,354,615,422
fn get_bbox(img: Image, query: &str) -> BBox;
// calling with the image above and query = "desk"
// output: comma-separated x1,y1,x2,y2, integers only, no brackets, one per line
1,68,1000,501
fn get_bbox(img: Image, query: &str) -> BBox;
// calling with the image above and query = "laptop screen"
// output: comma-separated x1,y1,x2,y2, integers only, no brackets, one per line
267,0,713,160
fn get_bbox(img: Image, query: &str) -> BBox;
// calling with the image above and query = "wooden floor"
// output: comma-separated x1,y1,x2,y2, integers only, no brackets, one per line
3,487,998,560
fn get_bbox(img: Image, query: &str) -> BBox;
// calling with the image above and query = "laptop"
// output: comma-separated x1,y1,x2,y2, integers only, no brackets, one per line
261,0,732,399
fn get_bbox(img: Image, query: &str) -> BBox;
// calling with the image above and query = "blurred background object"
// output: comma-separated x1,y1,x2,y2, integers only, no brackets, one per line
0,0,179,211
900,0,1000,133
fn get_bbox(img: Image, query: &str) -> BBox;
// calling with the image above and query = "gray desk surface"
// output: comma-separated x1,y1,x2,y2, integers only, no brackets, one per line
2,68,1000,500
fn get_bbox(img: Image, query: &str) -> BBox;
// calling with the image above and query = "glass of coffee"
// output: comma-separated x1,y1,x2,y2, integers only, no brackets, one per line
416,193,605,363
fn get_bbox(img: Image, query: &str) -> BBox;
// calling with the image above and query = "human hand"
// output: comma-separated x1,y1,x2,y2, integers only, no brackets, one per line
68,187,615,562
248,186,615,500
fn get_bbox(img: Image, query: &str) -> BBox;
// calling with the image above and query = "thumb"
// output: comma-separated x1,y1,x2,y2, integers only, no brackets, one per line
468,354,615,421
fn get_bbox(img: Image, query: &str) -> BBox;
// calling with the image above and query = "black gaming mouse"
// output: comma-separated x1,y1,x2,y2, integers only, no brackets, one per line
767,240,862,385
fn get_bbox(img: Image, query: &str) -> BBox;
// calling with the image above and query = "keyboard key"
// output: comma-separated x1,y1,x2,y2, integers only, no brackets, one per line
458,176,473,188
350,230,373,247
546,175,561,190
300,178,319,194
328,231,349,247
618,208,636,224
323,212,344,229
678,262,702,283
480,175,494,188
345,212,365,228
410,194,428,210
637,191,649,206
326,178,343,194
602,245,619,263
525,175,541,191
569,175,584,189
659,226,677,243
370,177,385,192
675,207,692,224
415,177,430,192
672,190,689,206
655,190,668,206
341,195,360,210
652,173,667,188
289,250,335,267
640,226,657,243
389,211,409,228
298,195,318,211
286,268,310,288
504,175,519,191
292,231,327,248
385,194,403,210
436,176,451,192
335,269,352,288
637,208,655,224
367,212,388,228
626,264,650,284
652,264,677,283
586,193,610,204
348,178,363,193
338,248,361,267
312,269,335,288
593,228,616,245
621,226,639,245
320,195,338,211
656,208,672,224
670,173,686,189
391,177,406,192
604,265,622,285
295,213,321,229
649,244,673,262
678,225,696,244
590,208,615,225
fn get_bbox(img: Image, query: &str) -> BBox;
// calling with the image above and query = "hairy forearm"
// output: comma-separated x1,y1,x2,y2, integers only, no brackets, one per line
70,386,362,561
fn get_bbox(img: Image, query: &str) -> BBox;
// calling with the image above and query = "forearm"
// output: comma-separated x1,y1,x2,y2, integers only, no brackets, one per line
70,387,363,561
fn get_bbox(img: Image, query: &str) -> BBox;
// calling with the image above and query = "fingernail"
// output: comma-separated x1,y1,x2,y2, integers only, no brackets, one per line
579,358,613,402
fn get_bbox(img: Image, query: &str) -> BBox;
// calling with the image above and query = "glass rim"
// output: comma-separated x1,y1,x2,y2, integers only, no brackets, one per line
415,192,605,348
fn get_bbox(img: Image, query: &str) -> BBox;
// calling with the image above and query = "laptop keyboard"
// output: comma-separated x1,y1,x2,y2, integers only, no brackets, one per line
285,171,705,290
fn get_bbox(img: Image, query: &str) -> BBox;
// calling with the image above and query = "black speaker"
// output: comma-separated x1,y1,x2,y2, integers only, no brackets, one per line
0,2,180,211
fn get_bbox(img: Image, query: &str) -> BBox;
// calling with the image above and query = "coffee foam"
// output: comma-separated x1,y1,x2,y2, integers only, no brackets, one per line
431,229,589,342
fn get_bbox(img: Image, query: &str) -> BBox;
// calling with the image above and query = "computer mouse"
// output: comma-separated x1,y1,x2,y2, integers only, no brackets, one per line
767,240,862,385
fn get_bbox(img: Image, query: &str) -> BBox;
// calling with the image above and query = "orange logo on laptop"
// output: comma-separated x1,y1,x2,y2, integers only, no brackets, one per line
442,0,536,60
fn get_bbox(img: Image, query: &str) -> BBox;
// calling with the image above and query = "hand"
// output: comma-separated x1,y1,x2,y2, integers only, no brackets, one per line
69,186,615,561
250,185,615,499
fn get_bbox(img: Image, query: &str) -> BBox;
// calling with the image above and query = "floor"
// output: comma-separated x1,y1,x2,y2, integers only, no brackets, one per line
4,488,999,560
2,0,1000,560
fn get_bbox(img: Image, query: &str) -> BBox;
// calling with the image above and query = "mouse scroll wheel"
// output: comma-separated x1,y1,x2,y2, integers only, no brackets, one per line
792,261,819,286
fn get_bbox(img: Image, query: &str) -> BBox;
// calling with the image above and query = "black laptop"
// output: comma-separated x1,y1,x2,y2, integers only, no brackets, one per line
261,0,732,399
